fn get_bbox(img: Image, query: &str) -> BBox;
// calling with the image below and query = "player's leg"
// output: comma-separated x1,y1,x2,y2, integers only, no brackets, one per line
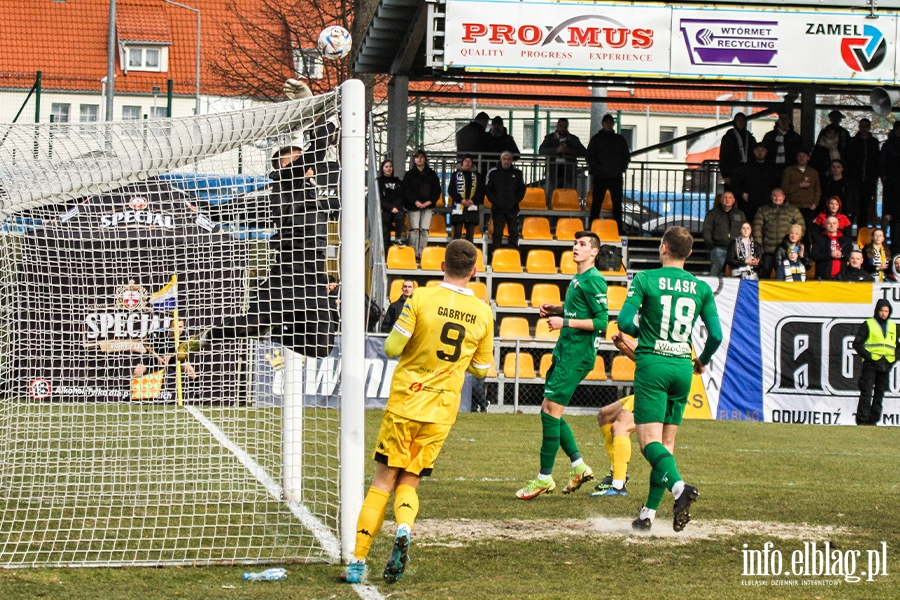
517,358,592,498
382,420,451,583
631,358,674,530
594,406,634,497
594,401,623,490
342,461,398,583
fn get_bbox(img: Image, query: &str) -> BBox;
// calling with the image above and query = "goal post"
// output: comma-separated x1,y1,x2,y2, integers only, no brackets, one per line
0,80,365,567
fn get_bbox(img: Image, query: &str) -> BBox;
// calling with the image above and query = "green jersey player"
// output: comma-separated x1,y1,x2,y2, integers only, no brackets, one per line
617,226,722,532
516,231,609,500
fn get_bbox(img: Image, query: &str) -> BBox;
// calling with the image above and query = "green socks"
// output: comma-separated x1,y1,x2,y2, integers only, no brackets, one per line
539,412,560,475
540,412,581,476
643,441,682,511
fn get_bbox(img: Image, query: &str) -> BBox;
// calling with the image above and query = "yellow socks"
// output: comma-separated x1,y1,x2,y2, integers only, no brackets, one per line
394,484,420,530
352,486,390,560
601,424,614,465
612,436,632,484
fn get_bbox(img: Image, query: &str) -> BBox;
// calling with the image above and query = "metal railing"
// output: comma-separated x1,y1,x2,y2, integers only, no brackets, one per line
414,152,722,234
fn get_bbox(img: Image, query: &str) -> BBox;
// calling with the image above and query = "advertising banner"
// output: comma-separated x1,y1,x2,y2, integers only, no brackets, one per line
9,180,247,402
443,0,672,77
671,8,897,84
443,0,899,85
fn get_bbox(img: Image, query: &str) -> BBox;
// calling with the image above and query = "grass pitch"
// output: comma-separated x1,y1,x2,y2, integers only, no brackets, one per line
2,410,899,599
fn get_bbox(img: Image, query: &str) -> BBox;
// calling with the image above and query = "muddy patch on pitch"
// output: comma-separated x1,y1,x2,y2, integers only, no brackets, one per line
399,518,851,547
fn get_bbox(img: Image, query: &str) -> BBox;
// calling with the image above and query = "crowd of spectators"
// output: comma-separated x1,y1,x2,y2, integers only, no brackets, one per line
706,110,900,282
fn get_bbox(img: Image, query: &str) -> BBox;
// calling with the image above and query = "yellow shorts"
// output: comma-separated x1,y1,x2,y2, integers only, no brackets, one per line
373,412,453,477
619,394,634,413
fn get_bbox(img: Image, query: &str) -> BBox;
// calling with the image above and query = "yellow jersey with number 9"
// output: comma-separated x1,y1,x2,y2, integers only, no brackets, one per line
388,282,494,425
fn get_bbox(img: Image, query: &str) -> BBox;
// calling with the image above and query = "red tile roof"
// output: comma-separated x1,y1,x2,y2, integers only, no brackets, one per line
407,81,782,116
0,0,293,97
118,1,172,44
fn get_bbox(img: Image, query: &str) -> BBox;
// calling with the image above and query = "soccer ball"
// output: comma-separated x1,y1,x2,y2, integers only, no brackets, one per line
318,26,352,61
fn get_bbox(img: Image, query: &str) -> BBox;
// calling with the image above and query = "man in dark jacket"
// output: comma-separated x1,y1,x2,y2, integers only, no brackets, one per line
846,118,881,228
456,112,490,159
381,280,414,333
586,114,631,228
819,160,858,223
881,121,900,251
485,151,527,251
486,116,520,161
539,118,586,194
702,191,746,276
809,216,853,280
734,144,778,223
761,112,803,179
852,299,898,425
837,248,871,282
720,113,756,191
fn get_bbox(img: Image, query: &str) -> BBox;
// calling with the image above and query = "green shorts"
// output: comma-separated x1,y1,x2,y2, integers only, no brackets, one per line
543,354,593,406
633,356,693,426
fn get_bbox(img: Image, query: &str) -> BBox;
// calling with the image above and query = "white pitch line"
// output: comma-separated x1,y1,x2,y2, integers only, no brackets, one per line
185,406,385,600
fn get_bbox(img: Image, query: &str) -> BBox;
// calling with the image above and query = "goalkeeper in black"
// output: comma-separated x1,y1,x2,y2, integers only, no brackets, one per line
179,119,338,360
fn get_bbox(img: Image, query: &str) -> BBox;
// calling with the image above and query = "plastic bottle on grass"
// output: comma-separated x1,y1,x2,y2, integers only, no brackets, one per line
242,567,287,581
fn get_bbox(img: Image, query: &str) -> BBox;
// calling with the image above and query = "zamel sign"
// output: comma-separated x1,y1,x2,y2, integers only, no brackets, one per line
671,8,896,83
444,0,671,76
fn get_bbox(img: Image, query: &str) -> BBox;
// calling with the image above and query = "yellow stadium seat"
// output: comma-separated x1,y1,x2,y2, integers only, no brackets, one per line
483,193,492,209
520,187,548,210
586,189,613,213
387,245,416,269
420,246,446,271
858,226,872,247
530,283,562,308
522,217,552,240
487,361,499,378
605,320,620,340
495,282,528,307
476,248,486,272
503,352,536,378
555,217,584,241
435,193,445,207
389,279,418,302
467,280,488,302
525,249,557,274
534,319,559,341
538,353,554,378
491,248,523,273
601,264,627,277
611,355,635,381
584,356,607,381
499,316,530,339
425,280,441,287
607,286,628,311
591,218,621,243
429,214,449,236
559,250,577,275
551,188,581,211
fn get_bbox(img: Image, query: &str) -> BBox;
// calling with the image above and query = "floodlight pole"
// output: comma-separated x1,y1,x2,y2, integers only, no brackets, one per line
163,0,201,115
106,0,116,121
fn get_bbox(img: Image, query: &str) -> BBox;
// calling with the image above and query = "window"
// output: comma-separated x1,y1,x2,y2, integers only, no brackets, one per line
523,122,536,150
124,46,165,72
293,48,323,79
659,127,676,157
150,106,168,119
122,106,142,120
79,104,99,123
51,103,70,124
620,126,635,151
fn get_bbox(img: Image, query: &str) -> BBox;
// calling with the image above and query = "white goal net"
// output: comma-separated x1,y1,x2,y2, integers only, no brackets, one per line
0,81,365,567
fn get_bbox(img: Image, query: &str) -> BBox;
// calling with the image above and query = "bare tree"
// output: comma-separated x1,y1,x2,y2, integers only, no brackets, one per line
210,0,382,101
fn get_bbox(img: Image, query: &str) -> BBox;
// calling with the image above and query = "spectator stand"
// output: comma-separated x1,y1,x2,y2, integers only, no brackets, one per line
384,154,636,411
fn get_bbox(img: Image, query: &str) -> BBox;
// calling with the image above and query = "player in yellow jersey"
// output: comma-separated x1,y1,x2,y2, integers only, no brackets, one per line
341,239,494,585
